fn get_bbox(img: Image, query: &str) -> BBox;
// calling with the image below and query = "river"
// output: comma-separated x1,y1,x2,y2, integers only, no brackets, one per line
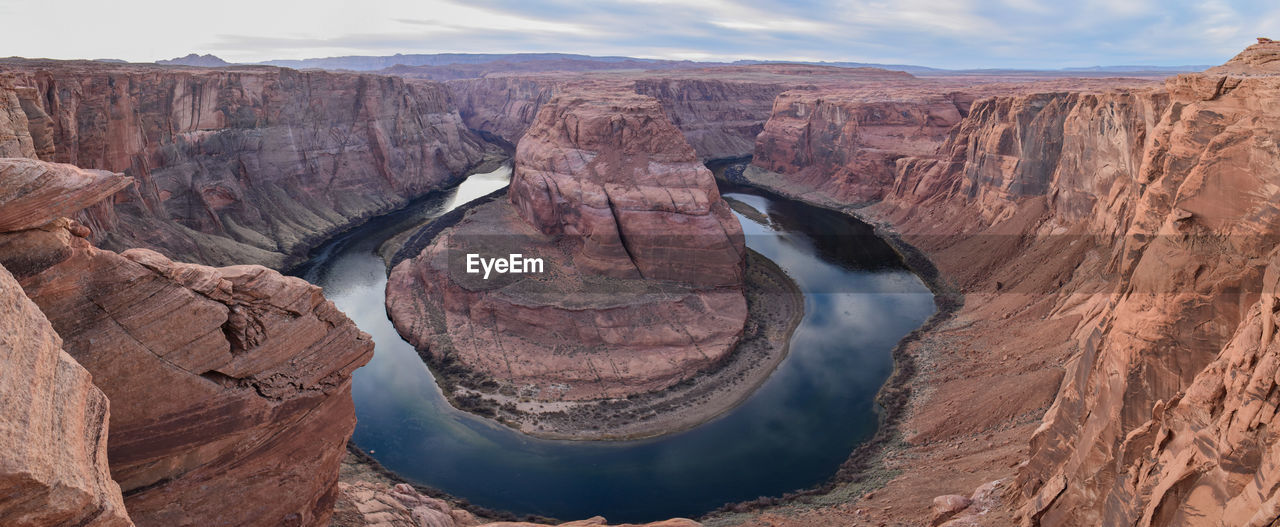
290,164,935,523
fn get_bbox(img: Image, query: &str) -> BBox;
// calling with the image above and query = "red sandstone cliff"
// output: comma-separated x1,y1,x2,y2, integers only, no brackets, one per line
387,90,748,402
0,157,374,526
729,39,1280,527
0,262,131,527
750,89,973,204
0,60,490,268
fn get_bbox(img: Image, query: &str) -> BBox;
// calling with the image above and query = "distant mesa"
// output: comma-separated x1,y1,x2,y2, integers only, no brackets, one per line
156,53,231,67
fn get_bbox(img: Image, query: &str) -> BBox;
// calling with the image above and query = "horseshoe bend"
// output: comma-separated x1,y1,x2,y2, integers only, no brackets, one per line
2,9,1280,527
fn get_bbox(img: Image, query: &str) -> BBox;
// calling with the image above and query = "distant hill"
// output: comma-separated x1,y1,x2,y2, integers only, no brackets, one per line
157,54,231,67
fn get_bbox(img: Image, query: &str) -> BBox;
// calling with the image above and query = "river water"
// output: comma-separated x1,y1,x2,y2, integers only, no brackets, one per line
291,164,935,523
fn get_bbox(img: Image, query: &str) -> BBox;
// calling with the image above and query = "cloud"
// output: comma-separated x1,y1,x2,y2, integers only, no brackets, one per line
0,0,1274,67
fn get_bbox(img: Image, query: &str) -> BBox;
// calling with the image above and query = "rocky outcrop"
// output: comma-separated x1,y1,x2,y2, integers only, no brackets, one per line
388,90,747,402
0,263,132,527
0,61,490,268
0,157,132,232
0,157,374,526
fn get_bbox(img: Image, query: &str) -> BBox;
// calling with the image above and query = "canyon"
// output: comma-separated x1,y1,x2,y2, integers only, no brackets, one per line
0,59,494,270
3,35,1279,527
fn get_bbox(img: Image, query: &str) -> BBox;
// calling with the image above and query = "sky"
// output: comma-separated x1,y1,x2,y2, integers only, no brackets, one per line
0,0,1275,69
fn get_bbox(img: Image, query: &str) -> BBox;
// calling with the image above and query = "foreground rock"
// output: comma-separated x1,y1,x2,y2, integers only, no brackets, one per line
388,90,747,406
0,60,491,268
0,157,374,526
0,263,132,527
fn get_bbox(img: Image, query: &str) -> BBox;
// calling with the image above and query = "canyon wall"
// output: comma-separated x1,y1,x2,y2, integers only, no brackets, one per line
813,39,1279,526
0,157,374,526
447,76,564,144
631,78,789,160
0,61,490,269
388,90,748,401
751,89,973,204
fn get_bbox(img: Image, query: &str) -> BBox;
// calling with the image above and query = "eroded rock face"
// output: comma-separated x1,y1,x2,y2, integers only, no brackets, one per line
0,263,132,527
1011,41,1280,527
0,61,489,268
388,90,747,401
751,89,972,204
510,91,745,286
0,157,374,526
632,78,789,160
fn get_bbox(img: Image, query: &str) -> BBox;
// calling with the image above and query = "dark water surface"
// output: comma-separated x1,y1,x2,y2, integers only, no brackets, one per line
291,166,935,523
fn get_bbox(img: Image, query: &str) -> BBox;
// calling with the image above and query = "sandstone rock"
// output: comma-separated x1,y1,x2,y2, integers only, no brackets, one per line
0,79,36,157
335,482,476,527
0,157,132,232
0,60,489,268
632,78,788,160
930,495,971,526
510,90,745,286
388,89,748,401
751,89,971,203
0,263,132,527
0,167,374,526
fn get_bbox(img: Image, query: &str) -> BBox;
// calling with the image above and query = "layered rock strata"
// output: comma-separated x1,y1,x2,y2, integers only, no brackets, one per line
388,90,747,402
0,60,490,268
0,262,132,527
0,157,374,526
728,39,1280,527
750,89,973,204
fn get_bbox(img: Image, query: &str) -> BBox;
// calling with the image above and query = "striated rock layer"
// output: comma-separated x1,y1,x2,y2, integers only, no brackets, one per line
388,90,747,401
750,89,973,204
1009,38,1280,527
729,39,1280,527
0,157,374,526
0,263,132,527
0,60,490,268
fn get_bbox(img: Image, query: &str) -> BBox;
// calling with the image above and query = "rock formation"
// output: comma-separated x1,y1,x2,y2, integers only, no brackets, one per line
444,66,910,162
728,39,1280,527
388,90,747,401
509,91,745,286
1011,38,1280,526
0,263,132,527
0,157,374,526
0,61,490,268
750,89,973,204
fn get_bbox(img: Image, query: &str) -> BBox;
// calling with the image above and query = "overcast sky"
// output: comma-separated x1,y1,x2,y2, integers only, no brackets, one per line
1,0,1275,68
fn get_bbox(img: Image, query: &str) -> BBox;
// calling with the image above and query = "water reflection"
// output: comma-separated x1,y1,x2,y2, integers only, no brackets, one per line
291,168,935,523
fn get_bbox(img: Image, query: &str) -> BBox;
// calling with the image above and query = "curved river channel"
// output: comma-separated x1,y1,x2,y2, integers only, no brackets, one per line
290,164,935,523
